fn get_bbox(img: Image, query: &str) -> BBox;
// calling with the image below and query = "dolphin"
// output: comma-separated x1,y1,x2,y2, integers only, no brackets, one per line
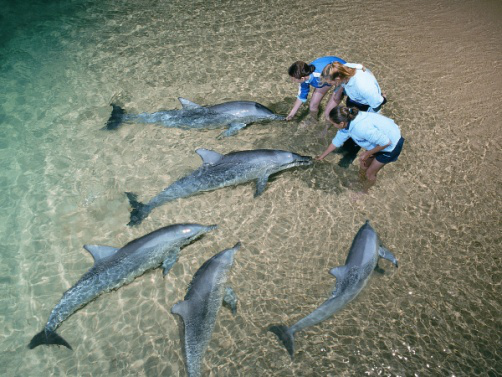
172,242,240,377
268,220,398,359
28,223,217,350
126,148,312,226
105,98,285,137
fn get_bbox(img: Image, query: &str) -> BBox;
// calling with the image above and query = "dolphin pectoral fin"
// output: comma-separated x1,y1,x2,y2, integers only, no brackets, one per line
223,287,238,315
254,175,270,197
162,251,180,276
268,325,295,359
378,246,399,268
380,246,399,268
196,148,223,165
218,122,247,138
178,97,202,110
83,245,120,263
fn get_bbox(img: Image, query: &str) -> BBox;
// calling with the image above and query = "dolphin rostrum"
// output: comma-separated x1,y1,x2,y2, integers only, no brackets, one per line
28,223,217,350
172,242,240,377
126,148,312,226
269,221,398,359
105,98,285,137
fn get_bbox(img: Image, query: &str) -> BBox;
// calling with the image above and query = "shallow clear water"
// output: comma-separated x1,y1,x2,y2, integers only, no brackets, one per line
1,0,500,376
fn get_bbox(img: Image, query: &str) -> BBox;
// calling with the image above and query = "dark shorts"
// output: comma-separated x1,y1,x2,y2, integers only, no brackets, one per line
346,96,370,111
375,137,405,164
346,95,387,112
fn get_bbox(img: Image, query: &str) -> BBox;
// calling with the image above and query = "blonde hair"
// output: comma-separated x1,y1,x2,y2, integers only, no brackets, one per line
321,62,359,84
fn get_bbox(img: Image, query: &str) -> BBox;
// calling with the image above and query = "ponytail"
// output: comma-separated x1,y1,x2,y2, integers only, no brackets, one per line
329,106,359,124
288,61,315,79
321,62,357,84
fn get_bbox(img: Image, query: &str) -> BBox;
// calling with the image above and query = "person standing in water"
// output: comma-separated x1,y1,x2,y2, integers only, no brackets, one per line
319,61,388,167
321,61,387,116
316,106,404,192
286,56,346,123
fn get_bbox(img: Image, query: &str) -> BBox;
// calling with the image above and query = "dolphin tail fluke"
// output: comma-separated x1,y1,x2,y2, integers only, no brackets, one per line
125,192,150,226
105,104,126,130
28,330,72,350
268,325,295,359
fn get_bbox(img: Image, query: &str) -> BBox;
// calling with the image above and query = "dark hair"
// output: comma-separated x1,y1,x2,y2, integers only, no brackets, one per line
329,106,359,124
288,61,315,79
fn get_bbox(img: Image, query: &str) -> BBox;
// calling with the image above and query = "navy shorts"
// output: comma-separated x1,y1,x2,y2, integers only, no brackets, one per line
375,137,404,164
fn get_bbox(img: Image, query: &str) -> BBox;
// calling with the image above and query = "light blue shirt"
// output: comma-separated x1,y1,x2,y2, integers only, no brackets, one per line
342,63,384,110
332,112,401,152
297,56,346,102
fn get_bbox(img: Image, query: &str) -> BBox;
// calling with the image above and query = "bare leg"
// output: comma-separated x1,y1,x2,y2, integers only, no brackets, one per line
298,86,331,131
309,86,331,120
360,157,385,192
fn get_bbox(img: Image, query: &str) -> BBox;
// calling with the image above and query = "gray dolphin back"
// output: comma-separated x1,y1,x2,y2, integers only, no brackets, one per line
269,221,398,359
126,149,312,226
28,223,217,351
104,99,284,135
171,242,240,377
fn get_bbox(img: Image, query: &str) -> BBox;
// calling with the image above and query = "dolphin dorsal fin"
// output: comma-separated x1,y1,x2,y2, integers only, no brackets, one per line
178,97,202,110
171,300,190,322
329,266,346,281
83,245,119,263
196,148,223,165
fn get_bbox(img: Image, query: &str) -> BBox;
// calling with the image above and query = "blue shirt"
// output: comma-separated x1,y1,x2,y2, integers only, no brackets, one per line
342,63,384,111
297,56,346,102
332,112,401,152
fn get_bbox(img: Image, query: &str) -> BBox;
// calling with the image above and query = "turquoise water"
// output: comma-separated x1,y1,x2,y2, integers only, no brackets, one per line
1,0,501,376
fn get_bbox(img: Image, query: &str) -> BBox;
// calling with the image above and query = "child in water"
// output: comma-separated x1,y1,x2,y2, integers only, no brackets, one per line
286,56,346,124
316,106,404,192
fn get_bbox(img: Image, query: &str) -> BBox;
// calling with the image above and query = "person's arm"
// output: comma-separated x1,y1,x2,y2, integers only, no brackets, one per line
359,142,390,166
315,143,337,160
286,98,303,121
324,86,344,120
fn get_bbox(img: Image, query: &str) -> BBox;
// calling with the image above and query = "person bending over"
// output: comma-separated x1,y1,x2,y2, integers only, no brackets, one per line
316,106,404,192
286,56,346,124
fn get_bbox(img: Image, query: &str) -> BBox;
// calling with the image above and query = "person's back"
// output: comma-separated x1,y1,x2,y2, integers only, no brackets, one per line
350,112,401,152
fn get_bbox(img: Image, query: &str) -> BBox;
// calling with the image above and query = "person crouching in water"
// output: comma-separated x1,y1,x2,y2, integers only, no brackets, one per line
286,56,346,125
319,62,387,168
321,61,386,116
316,106,404,192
